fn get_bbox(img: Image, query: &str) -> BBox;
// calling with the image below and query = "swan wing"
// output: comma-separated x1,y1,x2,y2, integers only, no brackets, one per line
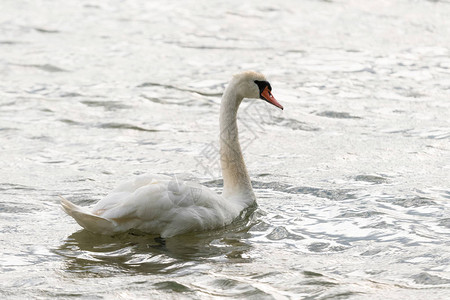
62,174,240,237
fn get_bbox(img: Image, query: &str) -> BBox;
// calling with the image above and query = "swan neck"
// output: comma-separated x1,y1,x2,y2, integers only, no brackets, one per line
219,80,255,201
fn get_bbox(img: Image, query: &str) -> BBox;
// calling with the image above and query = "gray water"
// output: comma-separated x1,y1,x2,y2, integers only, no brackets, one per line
1,0,450,299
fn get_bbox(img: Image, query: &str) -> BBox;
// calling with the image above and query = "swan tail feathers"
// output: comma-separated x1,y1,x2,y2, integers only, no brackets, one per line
59,196,115,234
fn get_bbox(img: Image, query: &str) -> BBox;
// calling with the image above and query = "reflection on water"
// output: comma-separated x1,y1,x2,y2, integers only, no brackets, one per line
55,210,256,276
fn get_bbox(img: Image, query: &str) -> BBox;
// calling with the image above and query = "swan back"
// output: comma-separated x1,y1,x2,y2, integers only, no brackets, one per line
62,174,245,237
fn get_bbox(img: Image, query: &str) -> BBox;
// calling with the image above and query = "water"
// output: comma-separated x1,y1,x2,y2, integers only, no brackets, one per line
1,0,450,298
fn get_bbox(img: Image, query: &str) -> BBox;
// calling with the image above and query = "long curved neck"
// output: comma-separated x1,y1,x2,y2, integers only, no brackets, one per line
219,80,255,202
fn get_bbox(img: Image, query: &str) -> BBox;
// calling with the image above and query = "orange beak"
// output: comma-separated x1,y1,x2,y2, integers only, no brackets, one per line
261,86,283,110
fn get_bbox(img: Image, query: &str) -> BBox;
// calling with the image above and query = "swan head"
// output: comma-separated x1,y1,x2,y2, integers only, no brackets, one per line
233,71,284,110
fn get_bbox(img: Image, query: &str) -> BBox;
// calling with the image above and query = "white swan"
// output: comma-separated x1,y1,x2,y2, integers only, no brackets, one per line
61,71,283,238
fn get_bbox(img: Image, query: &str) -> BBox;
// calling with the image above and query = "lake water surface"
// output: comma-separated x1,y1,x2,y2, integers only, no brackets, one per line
1,0,450,299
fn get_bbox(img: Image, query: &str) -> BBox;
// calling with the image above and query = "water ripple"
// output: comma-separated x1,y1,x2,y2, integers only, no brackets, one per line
316,111,362,119
10,63,68,73
98,122,160,132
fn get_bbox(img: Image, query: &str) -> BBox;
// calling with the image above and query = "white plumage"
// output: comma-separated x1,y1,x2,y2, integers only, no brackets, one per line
61,174,245,237
61,71,283,238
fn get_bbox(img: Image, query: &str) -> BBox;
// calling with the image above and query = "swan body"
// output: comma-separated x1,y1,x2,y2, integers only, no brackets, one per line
61,71,283,238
